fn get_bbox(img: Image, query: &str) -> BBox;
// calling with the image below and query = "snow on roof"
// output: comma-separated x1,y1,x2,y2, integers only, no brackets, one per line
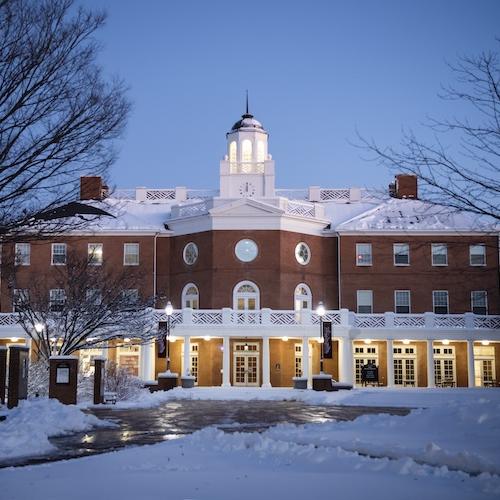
335,197,498,233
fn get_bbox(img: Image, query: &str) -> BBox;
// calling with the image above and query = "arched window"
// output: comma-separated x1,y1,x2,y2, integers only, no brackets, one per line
233,281,260,310
182,283,199,309
229,141,237,163
294,283,312,311
241,139,252,163
257,141,265,162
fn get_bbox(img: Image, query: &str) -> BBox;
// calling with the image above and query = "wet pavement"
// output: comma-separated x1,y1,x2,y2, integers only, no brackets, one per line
1,400,410,468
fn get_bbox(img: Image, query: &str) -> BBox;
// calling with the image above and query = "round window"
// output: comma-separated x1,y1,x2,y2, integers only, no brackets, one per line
295,242,311,265
183,242,198,265
235,239,258,262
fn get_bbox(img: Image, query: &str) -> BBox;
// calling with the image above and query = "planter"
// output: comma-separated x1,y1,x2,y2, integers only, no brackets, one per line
292,377,308,390
312,372,336,392
157,371,178,391
181,376,196,389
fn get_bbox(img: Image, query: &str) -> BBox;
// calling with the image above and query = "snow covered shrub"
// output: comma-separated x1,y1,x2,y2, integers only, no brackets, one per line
28,360,50,398
104,361,144,401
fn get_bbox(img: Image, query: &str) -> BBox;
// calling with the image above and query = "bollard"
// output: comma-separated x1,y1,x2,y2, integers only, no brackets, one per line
7,346,29,409
49,356,78,405
93,356,106,405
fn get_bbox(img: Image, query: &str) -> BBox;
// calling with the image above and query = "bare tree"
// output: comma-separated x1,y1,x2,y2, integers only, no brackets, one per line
0,0,130,239
9,252,155,361
359,43,500,223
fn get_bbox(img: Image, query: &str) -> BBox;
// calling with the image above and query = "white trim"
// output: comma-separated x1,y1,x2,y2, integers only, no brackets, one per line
431,243,448,266
356,290,373,313
393,242,410,266
294,283,312,311
123,243,140,266
233,280,260,310
432,290,449,314
355,243,372,266
294,242,311,265
471,290,488,315
182,283,199,309
469,244,486,266
183,242,199,265
51,243,67,266
394,290,411,314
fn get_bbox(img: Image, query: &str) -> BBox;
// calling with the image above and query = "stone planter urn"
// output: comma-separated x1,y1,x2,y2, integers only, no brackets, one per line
157,371,178,391
312,372,335,391
181,375,196,389
292,376,308,390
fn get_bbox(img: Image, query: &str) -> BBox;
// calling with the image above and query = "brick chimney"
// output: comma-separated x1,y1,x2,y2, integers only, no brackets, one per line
392,174,418,199
80,176,106,201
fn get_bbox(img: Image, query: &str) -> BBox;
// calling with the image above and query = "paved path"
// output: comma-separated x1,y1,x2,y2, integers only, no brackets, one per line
2,400,409,468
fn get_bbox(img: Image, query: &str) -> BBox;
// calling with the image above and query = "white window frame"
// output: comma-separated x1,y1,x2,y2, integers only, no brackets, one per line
88,243,103,266
183,242,199,265
15,243,30,266
394,290,411,314
356,290,373,314
181,283,199,309
431,243,448,266
469,244,486,266
356,243,372,266
393,243,410,266
294,283,312,311
233,280,260,310
471,290,488,315
432,290,449,314
49,289,66,312
51,243,67,266
294,242,311,265
123,243,139,266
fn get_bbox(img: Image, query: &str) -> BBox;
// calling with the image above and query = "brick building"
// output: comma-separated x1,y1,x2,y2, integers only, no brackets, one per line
1,108,499,389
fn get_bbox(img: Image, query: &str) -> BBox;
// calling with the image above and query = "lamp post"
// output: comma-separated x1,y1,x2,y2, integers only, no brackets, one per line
165,301,173,371
316,301,326,373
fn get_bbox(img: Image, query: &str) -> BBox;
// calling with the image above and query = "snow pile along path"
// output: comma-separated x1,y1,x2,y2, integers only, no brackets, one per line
0,398,113,461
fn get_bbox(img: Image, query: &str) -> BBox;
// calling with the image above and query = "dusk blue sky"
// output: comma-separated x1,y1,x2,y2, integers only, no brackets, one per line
83,0,500,192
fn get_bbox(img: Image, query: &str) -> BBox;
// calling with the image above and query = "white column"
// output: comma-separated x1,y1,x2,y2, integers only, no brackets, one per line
386,339,394,387
139,341,155,381
222,336,231,387
339,337,354,384
262,336,271,388
426,340,435,388
302,337,310,388
467,340,475,388
183,336,190,376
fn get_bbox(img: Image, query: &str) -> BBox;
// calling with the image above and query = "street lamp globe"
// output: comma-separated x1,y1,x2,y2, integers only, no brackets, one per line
165,301,173,316
316,301,326,317
34,322,44,333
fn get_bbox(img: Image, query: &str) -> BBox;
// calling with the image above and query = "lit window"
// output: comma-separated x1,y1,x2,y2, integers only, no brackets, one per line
15,243,30,265
183,242,198,265
88,243,103,265
395,290,410,313
182,283,199,309
295,242,311,265
357,290,373,313
393,243,409,266
51,243,67,265
471,291,487,315
433,291,449,314
49,289,66,312
235,239,258,262
431,244,447,266
124,243,139,266
13,289,29,312
241,139,252,162
257,141,265,162
469,244,486,266
229,141,237,163
86,289,102,306
233,281,260,310
294,284,312,311
356,243,372,266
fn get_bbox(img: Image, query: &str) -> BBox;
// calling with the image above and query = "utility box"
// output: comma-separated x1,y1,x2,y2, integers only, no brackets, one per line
49,356,78,405
0,346,7,405
93,356,106,405
7,346,30,409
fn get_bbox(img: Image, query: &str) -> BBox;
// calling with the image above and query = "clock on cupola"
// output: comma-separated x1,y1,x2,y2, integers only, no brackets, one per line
219,95,275,199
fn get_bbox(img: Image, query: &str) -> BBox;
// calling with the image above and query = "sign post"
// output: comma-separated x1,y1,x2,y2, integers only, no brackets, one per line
93,356,106,405
361,362,379,386
49,356,78,405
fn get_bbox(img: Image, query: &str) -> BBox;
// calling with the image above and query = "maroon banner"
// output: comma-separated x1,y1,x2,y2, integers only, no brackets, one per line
322,321,333,359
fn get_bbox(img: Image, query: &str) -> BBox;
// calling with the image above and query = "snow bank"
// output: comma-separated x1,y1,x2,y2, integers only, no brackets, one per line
0,398,113,461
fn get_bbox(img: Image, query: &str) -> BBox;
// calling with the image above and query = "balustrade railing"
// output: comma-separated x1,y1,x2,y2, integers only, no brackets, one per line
1,310,499,330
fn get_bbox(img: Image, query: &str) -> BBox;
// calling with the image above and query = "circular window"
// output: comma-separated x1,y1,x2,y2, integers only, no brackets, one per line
183,242,198,265
235,239,258,262
295,242,311,265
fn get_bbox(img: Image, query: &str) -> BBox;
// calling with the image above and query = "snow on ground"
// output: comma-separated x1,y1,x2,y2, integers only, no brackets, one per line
2,389,500,499
0,398,114,460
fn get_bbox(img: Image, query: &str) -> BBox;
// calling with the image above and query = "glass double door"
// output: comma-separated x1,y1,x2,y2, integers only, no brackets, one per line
233,343,259,386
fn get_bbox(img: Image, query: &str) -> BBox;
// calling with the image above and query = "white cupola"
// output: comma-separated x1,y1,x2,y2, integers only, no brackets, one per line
219,97,275,199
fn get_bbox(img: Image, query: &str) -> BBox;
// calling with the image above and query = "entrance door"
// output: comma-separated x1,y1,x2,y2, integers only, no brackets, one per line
354,345,378,385
233,342,260,386
393,345,417,386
